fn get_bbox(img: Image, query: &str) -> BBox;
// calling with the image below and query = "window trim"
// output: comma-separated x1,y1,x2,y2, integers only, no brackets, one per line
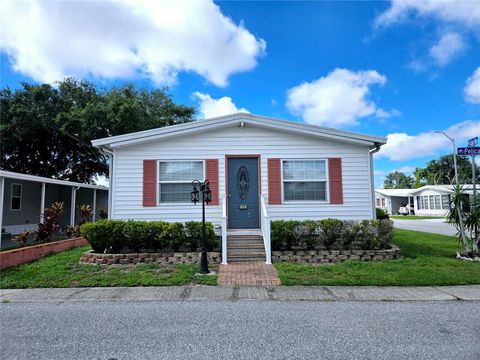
281,159,329,203
10,183,22,211
156,160,205,205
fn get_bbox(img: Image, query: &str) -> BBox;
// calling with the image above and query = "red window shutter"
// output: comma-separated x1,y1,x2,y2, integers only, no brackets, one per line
143,160,157,207
268,158,282,204
205,159,219,205
329,158,343,204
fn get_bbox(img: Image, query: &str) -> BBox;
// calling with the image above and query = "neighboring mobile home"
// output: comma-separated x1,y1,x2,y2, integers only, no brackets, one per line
375,185,475,217
0,171,108,246
92,113,386,263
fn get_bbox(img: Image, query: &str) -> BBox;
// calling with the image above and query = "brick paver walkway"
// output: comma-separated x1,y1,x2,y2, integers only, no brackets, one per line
218,261,281,286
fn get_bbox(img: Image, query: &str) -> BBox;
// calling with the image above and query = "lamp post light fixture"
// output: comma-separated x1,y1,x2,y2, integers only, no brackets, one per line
191,179,211,274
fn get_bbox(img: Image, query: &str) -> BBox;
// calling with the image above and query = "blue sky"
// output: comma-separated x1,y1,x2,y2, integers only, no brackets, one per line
1,1,479,187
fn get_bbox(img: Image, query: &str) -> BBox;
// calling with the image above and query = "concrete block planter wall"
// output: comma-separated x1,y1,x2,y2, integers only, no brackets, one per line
80,251,222,265
272,245,401,263
0,237,88,270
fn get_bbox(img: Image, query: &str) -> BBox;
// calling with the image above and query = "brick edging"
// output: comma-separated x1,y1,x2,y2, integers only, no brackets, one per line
80,251,222,265
0,237,88,270
272,245,401,263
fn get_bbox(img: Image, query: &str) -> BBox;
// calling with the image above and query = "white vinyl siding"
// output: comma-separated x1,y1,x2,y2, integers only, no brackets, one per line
282,160,327,202
111,125,374,223
158,161,203,203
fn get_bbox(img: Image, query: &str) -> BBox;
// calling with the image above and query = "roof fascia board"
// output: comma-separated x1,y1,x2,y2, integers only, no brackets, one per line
0,171,108,190
92,113,386,149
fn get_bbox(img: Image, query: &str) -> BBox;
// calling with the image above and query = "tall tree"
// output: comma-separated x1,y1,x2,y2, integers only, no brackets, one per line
413,154,478,186
0,79,195,183
383,171,414,189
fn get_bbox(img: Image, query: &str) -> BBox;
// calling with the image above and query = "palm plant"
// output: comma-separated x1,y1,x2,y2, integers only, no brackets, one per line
463,196,479,253
446,185,479,256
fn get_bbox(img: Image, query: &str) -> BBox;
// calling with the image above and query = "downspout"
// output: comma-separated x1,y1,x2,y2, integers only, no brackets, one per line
99,146,114,220
369,143,382,220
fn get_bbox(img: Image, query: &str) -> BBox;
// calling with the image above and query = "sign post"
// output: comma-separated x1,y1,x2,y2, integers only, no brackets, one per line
460,137,479,212
468,137,478,210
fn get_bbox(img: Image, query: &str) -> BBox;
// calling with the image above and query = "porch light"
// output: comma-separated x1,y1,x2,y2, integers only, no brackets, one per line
191,180,200,204
203,180,212,204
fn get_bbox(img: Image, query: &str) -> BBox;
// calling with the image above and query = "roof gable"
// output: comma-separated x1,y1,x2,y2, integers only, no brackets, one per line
92,113,386,149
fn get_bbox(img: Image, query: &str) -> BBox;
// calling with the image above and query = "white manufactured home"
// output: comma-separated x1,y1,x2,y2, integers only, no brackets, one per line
92,113,386,263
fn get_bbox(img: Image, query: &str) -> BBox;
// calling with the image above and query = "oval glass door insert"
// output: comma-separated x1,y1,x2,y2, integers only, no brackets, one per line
237,165,250,200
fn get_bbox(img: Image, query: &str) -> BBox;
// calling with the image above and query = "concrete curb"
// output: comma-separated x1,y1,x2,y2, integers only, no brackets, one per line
1,285,479,303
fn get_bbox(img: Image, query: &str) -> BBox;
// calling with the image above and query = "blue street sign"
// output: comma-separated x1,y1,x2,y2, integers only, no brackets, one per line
468,137,478,147
458,147,480,156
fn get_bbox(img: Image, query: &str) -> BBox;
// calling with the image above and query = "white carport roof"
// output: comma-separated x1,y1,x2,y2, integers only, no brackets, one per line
375,185,475,197
0,171,108,190
92,113,387,149
375,189,416,197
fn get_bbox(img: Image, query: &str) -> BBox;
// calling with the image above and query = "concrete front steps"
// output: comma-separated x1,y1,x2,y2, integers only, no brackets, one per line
227,235,266,262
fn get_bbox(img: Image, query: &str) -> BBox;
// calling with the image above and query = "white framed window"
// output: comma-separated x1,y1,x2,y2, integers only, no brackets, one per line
158,160,204,203
429,195,434,209
282,159,328,202
441,195,450,209
417,196,422,210
381,198,386,207
376,198,381,206
10,183,22,211
434,195,441,210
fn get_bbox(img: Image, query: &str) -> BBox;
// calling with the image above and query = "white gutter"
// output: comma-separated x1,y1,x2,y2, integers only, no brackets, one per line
369,144,382,220
98,146,114,219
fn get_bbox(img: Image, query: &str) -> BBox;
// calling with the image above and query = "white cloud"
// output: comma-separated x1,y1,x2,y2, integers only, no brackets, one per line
376,108,401,119
429,32,466,66
464,67,480,104
374,170,386,176
0,0,266,86
393,166,415,174
192,92,249,119
376,120,480,161
375,1,480,29
286,68,392,127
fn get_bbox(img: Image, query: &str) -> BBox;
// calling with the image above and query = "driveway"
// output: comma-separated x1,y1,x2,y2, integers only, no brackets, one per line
393,218,457,236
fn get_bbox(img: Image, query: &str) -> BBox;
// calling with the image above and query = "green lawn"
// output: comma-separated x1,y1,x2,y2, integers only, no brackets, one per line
0,246,217,288
390,215,445,220
275,229,480,286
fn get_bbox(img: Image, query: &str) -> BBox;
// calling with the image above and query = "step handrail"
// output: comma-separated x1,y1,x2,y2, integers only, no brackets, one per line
221,196,227,264
260,195,272,264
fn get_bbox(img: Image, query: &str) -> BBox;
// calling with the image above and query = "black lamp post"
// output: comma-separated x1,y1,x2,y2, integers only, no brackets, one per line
191,179,211,274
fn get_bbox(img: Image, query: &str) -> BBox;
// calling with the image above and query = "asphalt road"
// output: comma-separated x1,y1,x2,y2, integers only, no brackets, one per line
393,218,457,236
1,300,479,360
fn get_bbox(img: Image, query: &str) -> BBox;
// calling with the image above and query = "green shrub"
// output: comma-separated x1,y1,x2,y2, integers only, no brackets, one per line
80,220,217,253
376,208,390,220
270,219,394,251
185,221,216,251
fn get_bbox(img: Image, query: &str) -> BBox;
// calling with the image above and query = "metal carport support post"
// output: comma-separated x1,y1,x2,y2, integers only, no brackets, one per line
0,176,4,245
70,186,79,226
40,182,46,223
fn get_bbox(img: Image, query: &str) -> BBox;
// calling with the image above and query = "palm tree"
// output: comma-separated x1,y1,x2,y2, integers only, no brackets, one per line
446,184,471,255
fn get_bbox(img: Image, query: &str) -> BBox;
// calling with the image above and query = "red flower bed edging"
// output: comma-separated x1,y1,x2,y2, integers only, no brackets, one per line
0,237,88,270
